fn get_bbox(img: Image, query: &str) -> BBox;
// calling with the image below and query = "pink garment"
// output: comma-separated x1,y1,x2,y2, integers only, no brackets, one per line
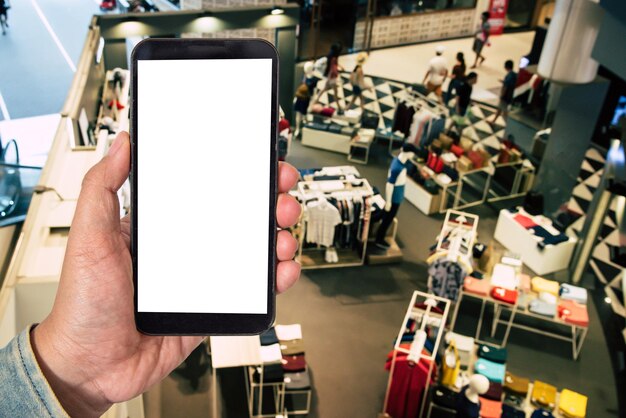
464,277,491,296
409,111,434,145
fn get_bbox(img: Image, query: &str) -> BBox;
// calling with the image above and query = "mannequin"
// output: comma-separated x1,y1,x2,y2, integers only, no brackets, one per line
456,374,489,418
375,143,417,249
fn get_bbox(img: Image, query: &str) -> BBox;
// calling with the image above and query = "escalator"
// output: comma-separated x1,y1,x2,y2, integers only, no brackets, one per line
0,139,43,227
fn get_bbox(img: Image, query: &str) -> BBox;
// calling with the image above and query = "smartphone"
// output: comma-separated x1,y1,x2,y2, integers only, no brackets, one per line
130,39,279,335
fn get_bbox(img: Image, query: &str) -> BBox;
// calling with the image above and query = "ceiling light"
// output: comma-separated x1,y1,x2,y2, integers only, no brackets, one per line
270,7,285,15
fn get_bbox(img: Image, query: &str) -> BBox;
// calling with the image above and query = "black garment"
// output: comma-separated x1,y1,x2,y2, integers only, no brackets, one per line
456,81,473,116
376,203,400,244
392,102,417,137
456,386,481,418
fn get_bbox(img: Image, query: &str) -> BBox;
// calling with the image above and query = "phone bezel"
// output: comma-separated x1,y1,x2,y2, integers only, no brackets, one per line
130,38,279,335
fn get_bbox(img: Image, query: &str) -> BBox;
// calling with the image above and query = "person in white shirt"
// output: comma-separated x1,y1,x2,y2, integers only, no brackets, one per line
422,45,448,104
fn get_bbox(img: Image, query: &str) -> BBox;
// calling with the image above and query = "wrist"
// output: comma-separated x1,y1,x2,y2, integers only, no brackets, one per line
31,320,112,417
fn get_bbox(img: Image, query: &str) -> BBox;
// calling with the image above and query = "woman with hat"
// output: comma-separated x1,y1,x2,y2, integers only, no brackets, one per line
347,52,370,112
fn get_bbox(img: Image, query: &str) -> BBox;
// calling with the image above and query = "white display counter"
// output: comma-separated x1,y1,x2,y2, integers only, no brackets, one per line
494,209,577,275
301,127,352,155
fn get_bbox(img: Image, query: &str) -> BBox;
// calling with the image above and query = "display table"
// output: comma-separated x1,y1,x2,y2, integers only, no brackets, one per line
348,129,375,164
449,288,519,349
491,297,589,360
209,336,264,418
301,126,353,155
494,209,577,275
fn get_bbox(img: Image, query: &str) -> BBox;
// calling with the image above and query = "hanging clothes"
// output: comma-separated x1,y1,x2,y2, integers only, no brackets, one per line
428,258,467,301
408,109,435,146
424,116,446,147
392,101,417,138
304,199,342,247
384,348,436,418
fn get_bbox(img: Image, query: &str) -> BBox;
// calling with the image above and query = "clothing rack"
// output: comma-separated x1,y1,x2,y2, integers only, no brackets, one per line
390,88,449,153
426,210,479,302
398,87,449,117
435,210,479,264
295,178,374,269
380,291,451,418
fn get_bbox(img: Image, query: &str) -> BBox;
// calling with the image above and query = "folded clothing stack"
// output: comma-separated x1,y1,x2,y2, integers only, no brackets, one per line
464,276,491,296
558,389,588,418
474,358,506,383
529,298,557,318
531,381,557,410
492,287,519,305
479,396,502,418
510,208,570,248
560,283,588,304
531,277,560,296
558,300,589,327
502,403,526,418
478,344,507,364
491,263,518,290
275,324,311,390
258,341,285,383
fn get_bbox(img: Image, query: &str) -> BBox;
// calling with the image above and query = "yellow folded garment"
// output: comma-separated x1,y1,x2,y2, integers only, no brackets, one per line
531,277,560,296
531,380,557,409
559,389,588,418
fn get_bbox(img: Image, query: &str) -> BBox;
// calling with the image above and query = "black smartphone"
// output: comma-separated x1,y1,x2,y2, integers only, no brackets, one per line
130,39,279,335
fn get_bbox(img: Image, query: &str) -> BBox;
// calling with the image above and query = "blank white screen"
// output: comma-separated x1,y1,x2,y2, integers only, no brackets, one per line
137,59,272,314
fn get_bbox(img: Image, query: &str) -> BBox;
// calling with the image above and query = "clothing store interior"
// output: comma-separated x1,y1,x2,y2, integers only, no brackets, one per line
0,0,625,417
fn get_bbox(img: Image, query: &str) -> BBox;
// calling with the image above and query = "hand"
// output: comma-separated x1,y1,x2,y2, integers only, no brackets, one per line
30,132,302,417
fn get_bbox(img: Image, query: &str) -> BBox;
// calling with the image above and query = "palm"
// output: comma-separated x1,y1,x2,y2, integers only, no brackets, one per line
50,206,203,404
65,215,201,403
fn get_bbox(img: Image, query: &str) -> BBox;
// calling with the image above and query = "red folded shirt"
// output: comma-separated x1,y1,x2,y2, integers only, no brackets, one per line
282,354,307,372
450,144,464,157
513,213,538,229
558,300,589,327
491,287,518,305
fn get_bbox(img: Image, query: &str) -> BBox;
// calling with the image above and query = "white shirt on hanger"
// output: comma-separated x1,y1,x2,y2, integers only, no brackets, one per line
305,198,342,247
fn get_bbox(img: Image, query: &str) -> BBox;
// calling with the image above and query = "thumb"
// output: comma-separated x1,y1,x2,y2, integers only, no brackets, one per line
70,132,130,237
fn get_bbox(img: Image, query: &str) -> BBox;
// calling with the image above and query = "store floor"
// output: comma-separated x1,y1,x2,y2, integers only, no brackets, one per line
338,31,535,106
157,139,619,418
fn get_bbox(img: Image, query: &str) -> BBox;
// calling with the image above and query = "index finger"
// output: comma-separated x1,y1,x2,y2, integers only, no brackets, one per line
279,162,298,193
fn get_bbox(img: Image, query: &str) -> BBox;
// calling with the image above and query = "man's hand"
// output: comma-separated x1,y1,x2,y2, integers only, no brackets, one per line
30,132,302,417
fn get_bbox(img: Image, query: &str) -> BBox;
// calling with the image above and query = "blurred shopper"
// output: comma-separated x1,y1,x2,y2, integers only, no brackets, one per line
446,52,466,106
423,45,448,104
315,43,344,113
0,0,9,35
491,60,517,124
347,52,370,112
456,72,478,117
471,12,491,68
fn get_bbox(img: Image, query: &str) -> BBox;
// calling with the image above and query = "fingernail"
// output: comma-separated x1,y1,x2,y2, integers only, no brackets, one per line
108,134,125,156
